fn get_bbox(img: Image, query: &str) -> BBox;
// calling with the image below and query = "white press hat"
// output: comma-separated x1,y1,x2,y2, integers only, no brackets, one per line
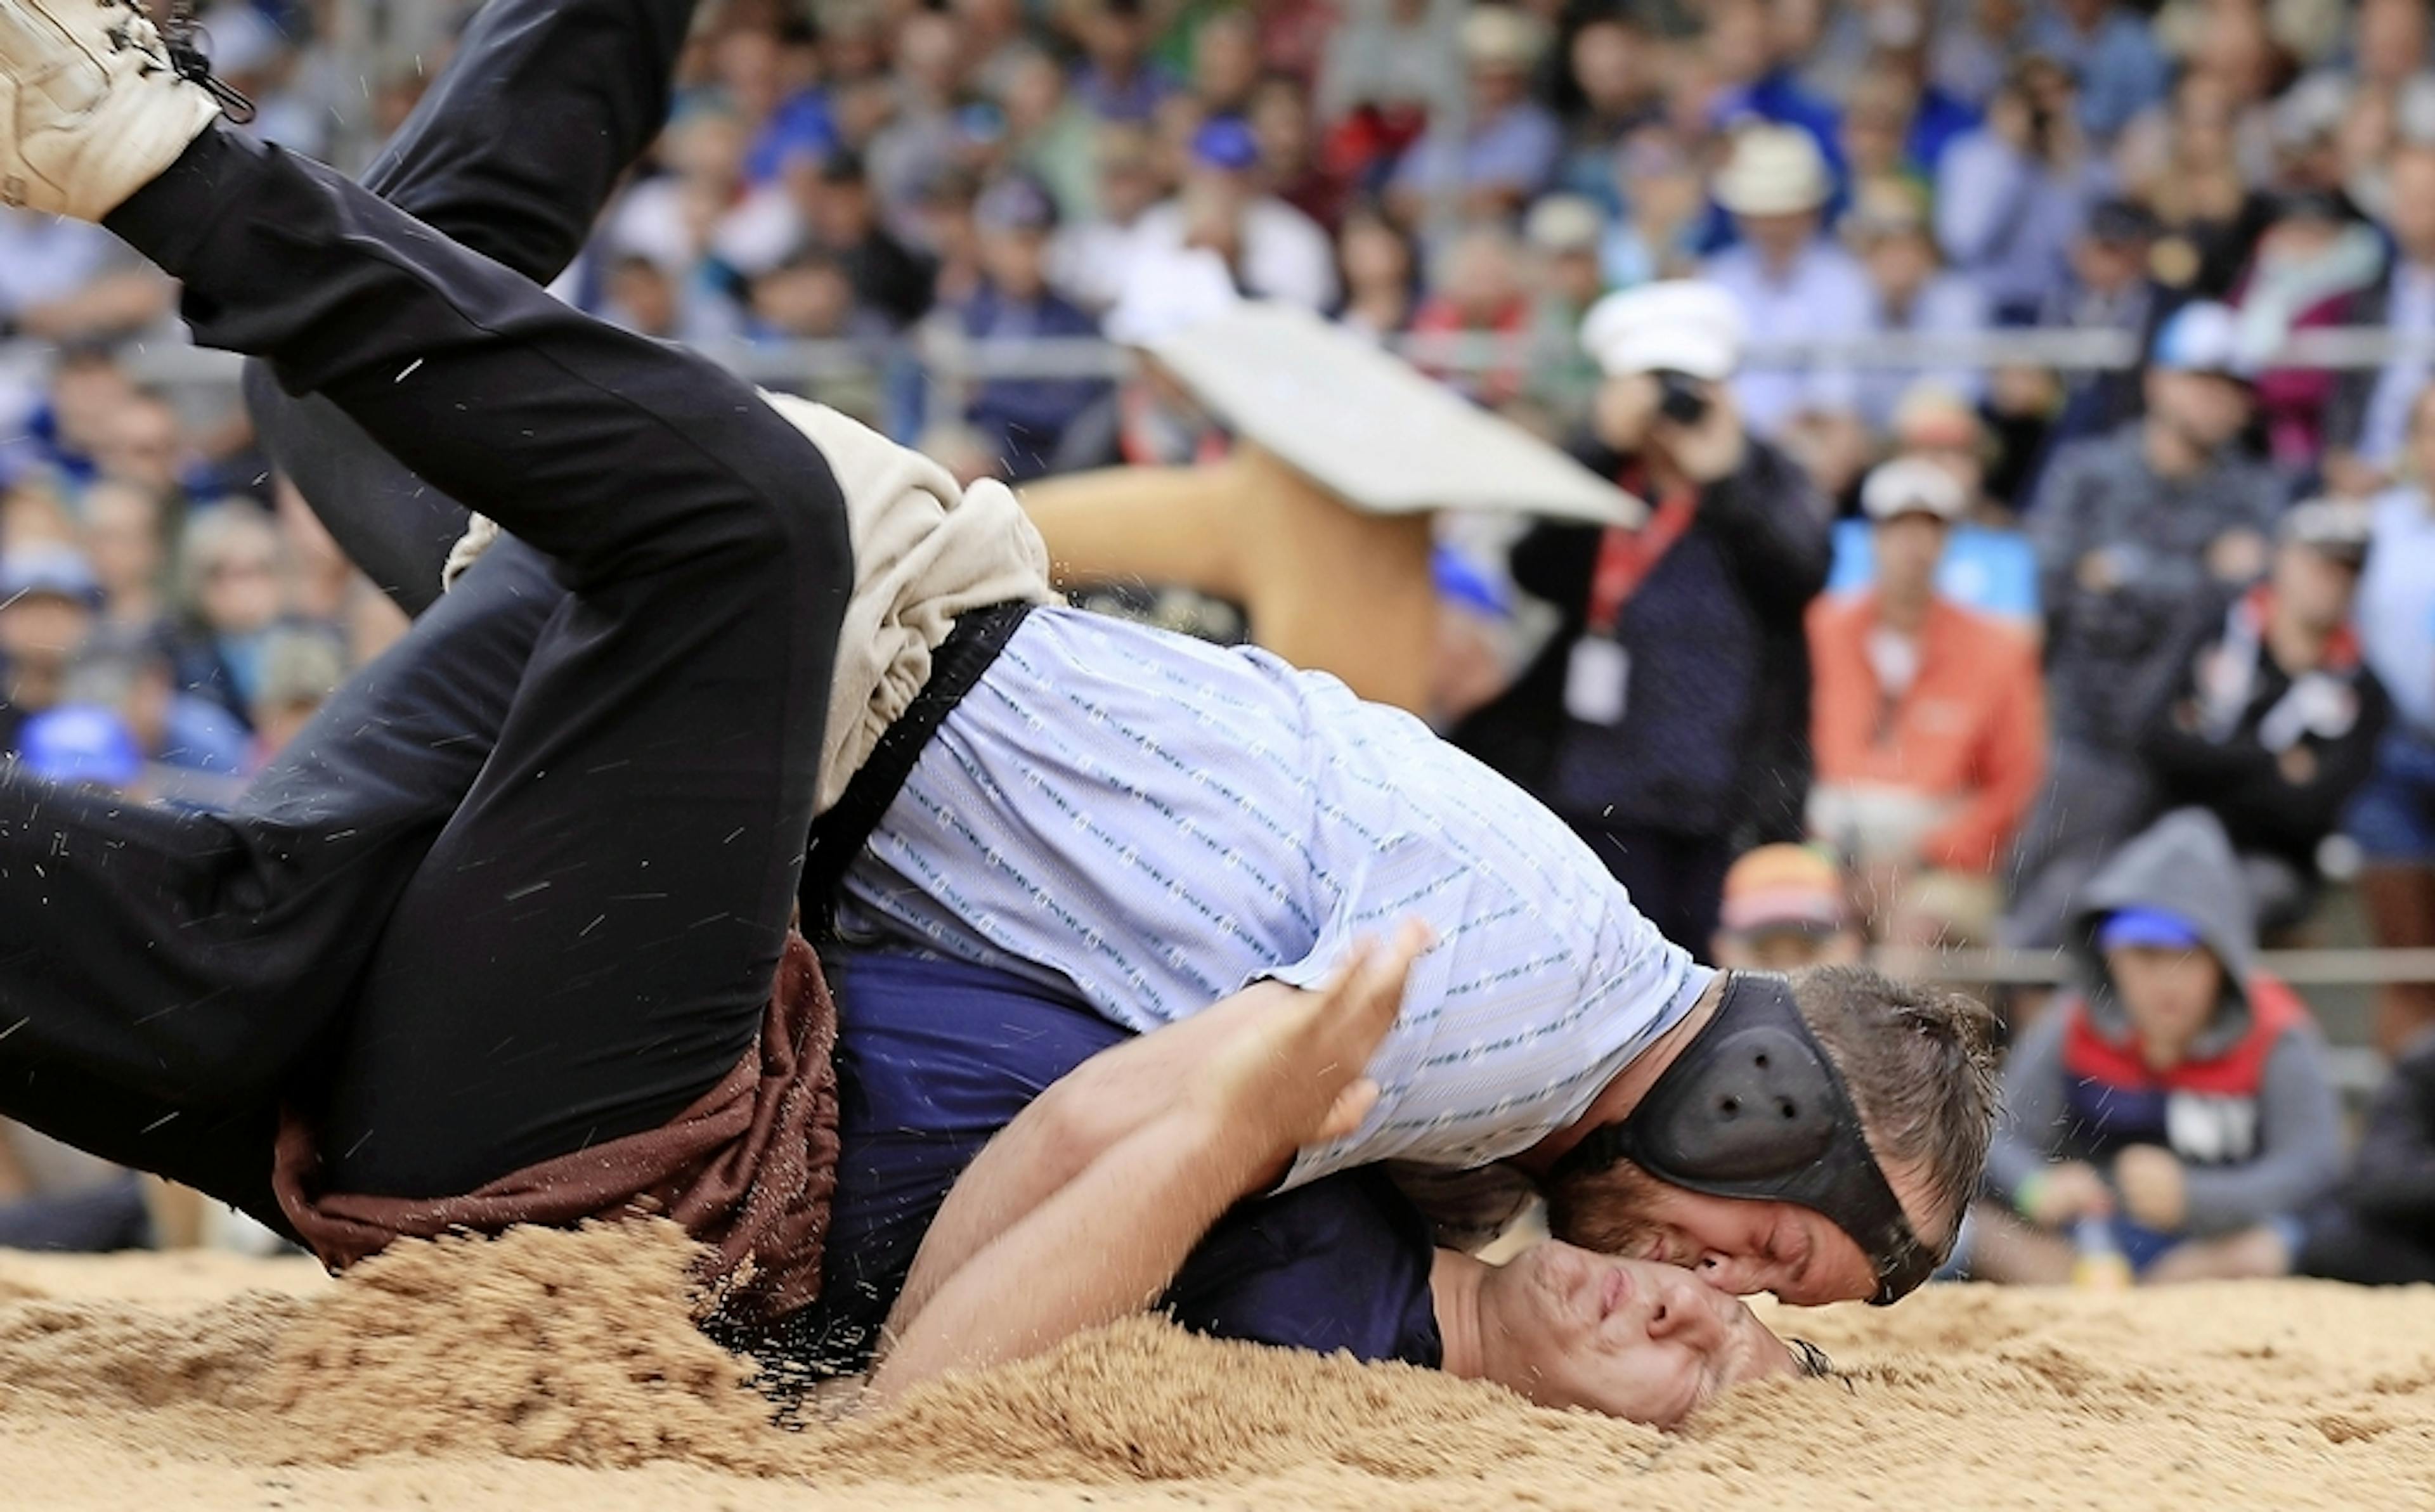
1861,456,1970,522
1579,279,1746,380
1713,124,1833,217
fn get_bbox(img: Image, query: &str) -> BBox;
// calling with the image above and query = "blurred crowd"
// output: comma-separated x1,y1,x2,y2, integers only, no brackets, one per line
1,0,2432,1284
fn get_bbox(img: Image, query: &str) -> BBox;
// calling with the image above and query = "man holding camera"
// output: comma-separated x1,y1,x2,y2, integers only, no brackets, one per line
1454,281,1831,951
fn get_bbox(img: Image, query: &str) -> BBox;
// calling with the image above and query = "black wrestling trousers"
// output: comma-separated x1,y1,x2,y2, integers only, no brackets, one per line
245,0,697,613
0,119,850,1222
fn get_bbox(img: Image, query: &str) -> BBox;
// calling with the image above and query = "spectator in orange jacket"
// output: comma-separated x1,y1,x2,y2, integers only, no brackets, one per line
1807,459,2048,945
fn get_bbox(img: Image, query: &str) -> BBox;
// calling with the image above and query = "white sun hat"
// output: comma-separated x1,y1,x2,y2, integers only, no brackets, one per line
1712,124,1833,217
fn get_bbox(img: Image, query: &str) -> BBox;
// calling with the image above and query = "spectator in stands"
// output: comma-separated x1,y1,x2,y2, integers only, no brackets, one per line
1702,124,1872,441
1053,245,1238,473
0,543,100,753
1968,809,2344,1284
802,150,940,330
1250,73,1347,232
1522,195,1609,420
1936,55,2109,325
1313,0,1451,197
1599,124,1706,288
1387,6,1561,223
1410,225,1531,409
171,504,288,731
866,10,968,224
1808,460,2047,947
2138,500,2391,934
1133,117,1337,309
0,207,170,346
2350,380,2435,1056
1334,204,1421,340
1702,0,1841,169
2122,69,2274,302
1455,281,1830,952
2323,145,2435,496
1710,842,1865,972
2044,197,2162,443
2008,301,2285,948
1048,126,1164,314
951,175,1111,481
1072,0,1179,127
0,1116,146,1252
2025,0,2172,145
1188,6,1264,120
1848,179,1989,426
65,628,247,809
1001,48,1098,223
88,382,186,502
2290,1026,2435,1285
246,628,348,767
599,253,684,340
2231,189,2387,472
749,247,893,358
1552,8,1665,205
1888,384,2001,521
79,479,171,636
2279,0,2435,222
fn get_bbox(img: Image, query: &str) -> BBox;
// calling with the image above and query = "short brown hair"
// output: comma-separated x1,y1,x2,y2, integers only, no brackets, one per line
1788,964,2000,1246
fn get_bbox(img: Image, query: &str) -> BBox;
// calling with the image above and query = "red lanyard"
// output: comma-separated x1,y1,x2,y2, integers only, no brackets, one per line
1586,477,1698,635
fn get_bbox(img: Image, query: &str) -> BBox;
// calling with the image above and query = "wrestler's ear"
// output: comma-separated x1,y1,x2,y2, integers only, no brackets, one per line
1311,1078,1380,1146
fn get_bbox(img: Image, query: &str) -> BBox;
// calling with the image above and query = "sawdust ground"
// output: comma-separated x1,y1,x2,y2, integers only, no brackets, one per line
1,1222,2431,1511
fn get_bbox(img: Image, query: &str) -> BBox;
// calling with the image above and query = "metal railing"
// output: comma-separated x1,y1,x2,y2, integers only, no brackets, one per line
92,322,2435,401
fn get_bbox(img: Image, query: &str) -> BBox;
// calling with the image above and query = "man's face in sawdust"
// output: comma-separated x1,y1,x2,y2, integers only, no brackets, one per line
1477,1243,1796,1427
1545,1158,1900,1306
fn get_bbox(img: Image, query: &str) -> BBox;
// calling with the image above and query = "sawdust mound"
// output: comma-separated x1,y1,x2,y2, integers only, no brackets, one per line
2,1222,2434,1510
264,1222,786,1471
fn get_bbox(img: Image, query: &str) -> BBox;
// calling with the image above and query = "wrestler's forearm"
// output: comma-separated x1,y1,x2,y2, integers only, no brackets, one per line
869,1102,1270,1403
885,986,1301,1334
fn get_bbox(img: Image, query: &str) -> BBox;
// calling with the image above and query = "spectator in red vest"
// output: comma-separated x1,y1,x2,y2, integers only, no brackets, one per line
1963,810,2344,1285
1807,459,2047,946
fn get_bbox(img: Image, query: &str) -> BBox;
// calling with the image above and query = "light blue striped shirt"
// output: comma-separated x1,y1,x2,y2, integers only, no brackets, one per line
841,607,1711,1187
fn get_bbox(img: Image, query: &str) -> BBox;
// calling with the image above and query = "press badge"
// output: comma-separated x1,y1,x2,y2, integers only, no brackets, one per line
1565,636,1630,725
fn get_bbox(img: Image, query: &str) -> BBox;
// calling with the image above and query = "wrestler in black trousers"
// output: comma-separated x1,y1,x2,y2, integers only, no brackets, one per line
0,0,850,1226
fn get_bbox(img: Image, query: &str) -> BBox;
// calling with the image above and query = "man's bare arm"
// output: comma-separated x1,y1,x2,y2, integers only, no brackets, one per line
882,979,1310,1335
869,924,1425,1403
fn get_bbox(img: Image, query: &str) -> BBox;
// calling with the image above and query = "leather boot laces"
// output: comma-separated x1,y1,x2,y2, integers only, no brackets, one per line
157,0,255,122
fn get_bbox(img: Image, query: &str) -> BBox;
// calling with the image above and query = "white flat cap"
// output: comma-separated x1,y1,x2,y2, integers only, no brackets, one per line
1861,456,1970,522
1579,279,1746,380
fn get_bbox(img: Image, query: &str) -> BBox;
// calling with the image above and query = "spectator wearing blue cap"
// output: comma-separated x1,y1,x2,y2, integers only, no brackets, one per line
2005,300,2285,949
1126,115,1337,310
0,541,101,756
1967,809,2344,1285
950,174,1112,481
18,703,143,794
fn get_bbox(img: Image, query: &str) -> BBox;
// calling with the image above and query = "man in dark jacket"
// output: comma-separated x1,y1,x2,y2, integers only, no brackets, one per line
1454,280,1831,951
2138,500,2391,932
2004,300,2286,947
2295,1028,2435,1284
